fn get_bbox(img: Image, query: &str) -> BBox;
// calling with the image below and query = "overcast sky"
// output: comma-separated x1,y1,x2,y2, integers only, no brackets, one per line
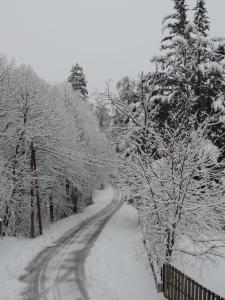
0,0,224,94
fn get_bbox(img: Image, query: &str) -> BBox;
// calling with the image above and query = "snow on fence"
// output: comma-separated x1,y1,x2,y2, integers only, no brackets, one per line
162,264,225,300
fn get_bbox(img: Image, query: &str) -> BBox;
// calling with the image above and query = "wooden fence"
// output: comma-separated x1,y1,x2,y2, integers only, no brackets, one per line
162,264,225,300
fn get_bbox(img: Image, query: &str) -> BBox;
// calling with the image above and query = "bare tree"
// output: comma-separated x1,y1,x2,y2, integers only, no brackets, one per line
122,117,225,267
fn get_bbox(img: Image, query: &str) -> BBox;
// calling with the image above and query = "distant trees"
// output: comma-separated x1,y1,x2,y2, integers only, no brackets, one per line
94,96,111,131
68,63,88,99
0,56,113,238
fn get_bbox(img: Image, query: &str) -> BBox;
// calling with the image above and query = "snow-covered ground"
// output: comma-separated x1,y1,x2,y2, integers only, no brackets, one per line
3,183,224,300
86,202,165,300
0,184,115,300
174,248,225,298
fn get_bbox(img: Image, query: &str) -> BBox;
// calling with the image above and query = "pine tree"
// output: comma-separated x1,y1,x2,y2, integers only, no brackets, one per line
68,63,88,99
194,0,210,37
191,0,225,121
190,0,211,116
173,0,188,36
149,0,225,129
161,0,188,46
150,0,192,128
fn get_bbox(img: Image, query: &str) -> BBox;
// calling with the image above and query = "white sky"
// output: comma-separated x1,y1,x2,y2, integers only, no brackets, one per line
0,0,224,94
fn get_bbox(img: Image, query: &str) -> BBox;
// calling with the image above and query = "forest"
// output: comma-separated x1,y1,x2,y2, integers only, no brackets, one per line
1,0,225,295
0,59,114,238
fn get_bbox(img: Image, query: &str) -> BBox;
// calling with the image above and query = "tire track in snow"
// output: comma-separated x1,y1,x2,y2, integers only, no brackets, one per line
20,189,123,300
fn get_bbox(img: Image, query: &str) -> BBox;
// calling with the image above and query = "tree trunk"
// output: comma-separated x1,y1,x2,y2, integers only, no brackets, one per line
35,178,42,235
3,131,26,234
165,228,175,262
30,141,42,237
66,179,70,202
49,188,54,222
30,176,35,239
72,187,78,213
3,205,10,235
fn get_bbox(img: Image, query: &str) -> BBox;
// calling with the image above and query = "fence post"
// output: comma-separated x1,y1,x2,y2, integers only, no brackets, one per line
191,280,195,300
163,264,168,298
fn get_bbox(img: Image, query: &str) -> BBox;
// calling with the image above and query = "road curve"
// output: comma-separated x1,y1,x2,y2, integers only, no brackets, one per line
20,190,123,300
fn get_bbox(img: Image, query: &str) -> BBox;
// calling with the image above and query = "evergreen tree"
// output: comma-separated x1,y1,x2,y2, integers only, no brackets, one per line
161,0,188,46
68,63,88,99
173,0,188,36
150,0,192,128
191,0,225,122
194,0,210,37
149,0,225,128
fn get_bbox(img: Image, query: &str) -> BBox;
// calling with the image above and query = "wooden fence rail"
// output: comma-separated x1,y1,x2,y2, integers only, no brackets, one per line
162,264,225,300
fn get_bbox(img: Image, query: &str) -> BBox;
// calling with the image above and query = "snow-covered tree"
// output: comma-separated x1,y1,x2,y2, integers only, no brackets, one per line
194,0,210,37
68,63,88,99
0,64,48,237
169,0,188,37
94,97,111,131
147,0,225,133
105,0,225,268
0,57,113,238
121,116,225,266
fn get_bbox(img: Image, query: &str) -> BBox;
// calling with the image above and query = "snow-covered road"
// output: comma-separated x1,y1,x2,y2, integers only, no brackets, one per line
86,200,165,300
21,190,123,300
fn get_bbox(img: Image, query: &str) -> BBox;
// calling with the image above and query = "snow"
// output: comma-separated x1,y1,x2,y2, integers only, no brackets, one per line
201,139,220,163
86,202,165,300
0,184,115,300
150,95,168,104
4,182,224,300
199,62,224,75
171,35,187,46
213,95,225,112
174,247,225,298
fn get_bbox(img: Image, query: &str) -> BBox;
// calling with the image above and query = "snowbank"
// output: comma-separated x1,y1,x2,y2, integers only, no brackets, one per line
86,203,165,300
0,184,115,300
